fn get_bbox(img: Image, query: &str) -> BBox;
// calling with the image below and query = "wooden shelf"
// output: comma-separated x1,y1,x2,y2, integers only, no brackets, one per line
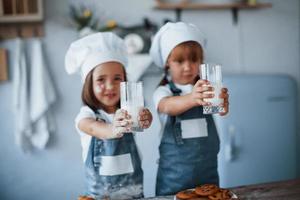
0,0,43,23
0,14,43,23
0,0,44,39
154,2,272,10
154,1,272,24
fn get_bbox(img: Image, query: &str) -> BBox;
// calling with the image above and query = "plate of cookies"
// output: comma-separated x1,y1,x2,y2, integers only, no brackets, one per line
175,184,239,200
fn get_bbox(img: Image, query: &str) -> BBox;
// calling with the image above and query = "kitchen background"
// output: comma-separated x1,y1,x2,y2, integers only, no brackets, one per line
0,0,299,199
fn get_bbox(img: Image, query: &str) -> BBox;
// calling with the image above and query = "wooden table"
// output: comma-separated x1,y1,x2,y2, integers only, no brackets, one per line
140,179,300,200
231,179,300,199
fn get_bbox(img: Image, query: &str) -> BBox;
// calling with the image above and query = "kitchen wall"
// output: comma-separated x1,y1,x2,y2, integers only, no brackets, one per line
0,0,299,199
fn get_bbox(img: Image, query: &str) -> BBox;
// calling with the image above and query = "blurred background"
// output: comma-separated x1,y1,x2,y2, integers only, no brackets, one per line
0,0,299,199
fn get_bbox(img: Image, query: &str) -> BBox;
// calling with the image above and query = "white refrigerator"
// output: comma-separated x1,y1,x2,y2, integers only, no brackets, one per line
214,75,298,188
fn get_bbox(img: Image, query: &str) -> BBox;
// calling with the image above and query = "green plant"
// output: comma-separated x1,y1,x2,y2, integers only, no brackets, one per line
69,5,98,30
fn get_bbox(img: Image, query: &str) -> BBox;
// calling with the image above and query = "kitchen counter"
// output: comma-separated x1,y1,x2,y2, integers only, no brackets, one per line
231,178,300,199
139,179,300,200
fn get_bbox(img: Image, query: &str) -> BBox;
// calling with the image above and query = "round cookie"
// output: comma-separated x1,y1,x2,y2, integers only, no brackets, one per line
208,189,232,200
176,189,199,200
195,184,219,196
78,196,95,200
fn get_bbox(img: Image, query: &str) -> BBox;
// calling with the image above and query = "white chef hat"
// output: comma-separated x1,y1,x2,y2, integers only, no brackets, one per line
150,22,206,68
65,32,127,81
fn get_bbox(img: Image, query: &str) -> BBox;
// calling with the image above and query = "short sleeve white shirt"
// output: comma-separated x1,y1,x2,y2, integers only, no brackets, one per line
152,83,193,138
75,106,114,162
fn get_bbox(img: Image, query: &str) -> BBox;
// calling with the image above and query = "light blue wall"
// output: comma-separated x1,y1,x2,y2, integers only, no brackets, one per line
0,0,299,199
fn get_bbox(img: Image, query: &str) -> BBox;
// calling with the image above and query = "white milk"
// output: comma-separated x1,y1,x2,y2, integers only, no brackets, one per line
204,83,224,105
203,83,224,114
120,82,144,132
123,105,141,128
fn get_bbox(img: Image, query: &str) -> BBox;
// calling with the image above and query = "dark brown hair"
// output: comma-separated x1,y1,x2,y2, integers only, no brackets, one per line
158,41,203,86
81,66,127,112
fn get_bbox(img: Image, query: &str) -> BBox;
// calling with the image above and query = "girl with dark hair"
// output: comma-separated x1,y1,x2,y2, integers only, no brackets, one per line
65,32,152,199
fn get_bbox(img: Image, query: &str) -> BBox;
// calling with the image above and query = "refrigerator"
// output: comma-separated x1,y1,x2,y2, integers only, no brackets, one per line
214,74,298,188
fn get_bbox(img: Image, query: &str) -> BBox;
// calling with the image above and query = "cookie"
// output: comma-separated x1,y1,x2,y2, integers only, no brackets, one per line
78,196,95,200
208,189,231,200
188,197,210,200
195,184,219,196
176,189,199,200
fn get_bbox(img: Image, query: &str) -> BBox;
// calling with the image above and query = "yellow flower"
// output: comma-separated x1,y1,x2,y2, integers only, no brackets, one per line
106,20,117,28
83,9,92,18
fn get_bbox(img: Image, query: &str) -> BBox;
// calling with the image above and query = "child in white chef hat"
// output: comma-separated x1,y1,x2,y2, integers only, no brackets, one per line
65,32,152,200
150,22,229,195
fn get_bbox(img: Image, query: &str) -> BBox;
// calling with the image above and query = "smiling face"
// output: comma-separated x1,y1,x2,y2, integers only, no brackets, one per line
166,41,203,85
92,62,126,113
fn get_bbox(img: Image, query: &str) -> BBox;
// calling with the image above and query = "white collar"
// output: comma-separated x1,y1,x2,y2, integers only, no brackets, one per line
173,83,193,94
98,109,114,123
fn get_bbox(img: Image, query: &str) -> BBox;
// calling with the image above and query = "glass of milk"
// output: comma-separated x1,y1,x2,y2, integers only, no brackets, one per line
200,63,224,114
120,81,144,132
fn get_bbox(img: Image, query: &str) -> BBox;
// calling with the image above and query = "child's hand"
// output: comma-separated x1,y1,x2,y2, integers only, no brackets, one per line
219,87,229,116
111,109,133,138
138,108,153,129
191,79,214,106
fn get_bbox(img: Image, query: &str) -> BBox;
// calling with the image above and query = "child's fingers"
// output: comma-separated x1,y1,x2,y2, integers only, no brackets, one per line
219,101,229,116
138,115,145,121
115,109,127,120
138,114,152,121
203,92,215,98
139,117,151,124
116,109,126,115
219,92,229,99
115,119,133,127
195,98,212,106
195,79,209,88
138,109,152,128
138,108,150,115
138,108,152,120
115,109,132,121
221,87,228,93
195,85,214,93
220,101,229,107
140,120,150,129
219,87,229,97
219,111,227,116
125,113,132,120
139,108,146,115
194,92,214,99
219,109,228,116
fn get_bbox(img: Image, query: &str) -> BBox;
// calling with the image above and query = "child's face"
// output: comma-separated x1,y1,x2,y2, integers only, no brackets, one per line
92,62,125,112
167,42,203,85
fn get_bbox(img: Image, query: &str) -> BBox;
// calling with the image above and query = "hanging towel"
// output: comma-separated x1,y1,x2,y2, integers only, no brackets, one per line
13,38,57,152
13,38,32,151
28,38,57,149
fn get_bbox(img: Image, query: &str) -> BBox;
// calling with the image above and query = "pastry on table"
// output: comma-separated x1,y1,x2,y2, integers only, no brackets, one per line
175,183,239,200
78,195,95,200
